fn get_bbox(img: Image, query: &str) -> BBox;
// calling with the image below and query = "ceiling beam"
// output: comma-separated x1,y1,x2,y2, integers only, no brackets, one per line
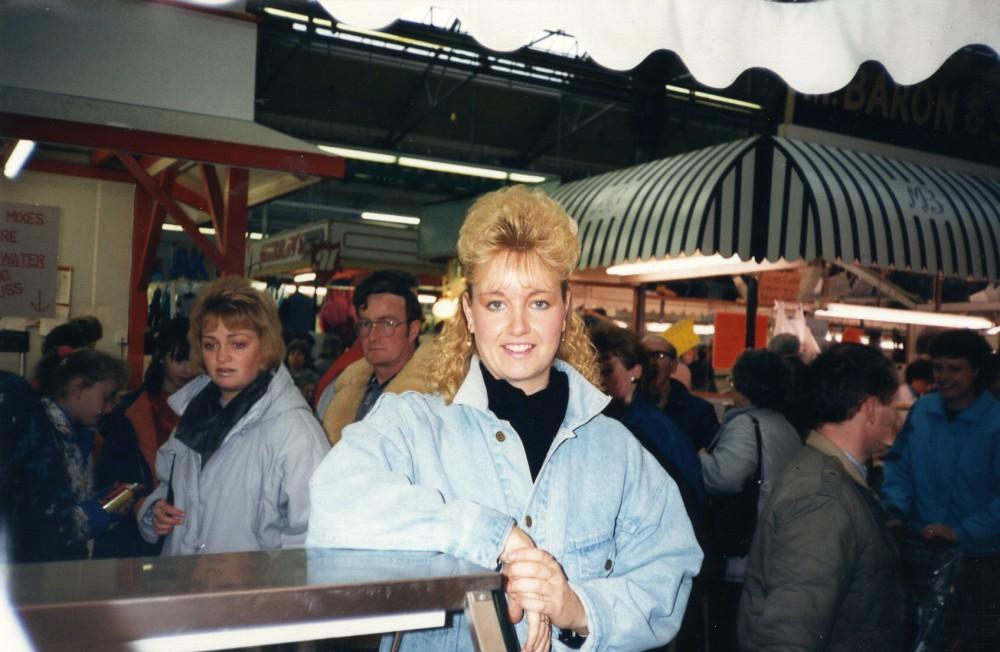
831,261,921,308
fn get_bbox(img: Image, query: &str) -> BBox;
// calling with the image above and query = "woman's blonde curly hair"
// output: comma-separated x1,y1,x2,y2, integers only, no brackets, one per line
429,185,600,402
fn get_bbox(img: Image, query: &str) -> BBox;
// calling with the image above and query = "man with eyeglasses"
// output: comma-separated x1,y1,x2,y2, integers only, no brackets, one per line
641,334,719,451
320,270,432,446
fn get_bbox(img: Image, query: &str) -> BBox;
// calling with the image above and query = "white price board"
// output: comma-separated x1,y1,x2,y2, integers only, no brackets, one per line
0,202,60,318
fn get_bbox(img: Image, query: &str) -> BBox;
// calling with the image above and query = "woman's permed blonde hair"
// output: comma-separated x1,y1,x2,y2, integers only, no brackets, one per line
187,276,286,372
430,185,600,401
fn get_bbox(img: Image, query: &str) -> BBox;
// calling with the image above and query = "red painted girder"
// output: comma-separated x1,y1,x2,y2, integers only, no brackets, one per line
201,163,226,249
0,112,345,177
115,151,225,271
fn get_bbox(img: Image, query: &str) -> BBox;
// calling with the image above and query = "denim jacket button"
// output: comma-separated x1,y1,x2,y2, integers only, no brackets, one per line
524,515,533,528
495,431,506,442
604,559,613,571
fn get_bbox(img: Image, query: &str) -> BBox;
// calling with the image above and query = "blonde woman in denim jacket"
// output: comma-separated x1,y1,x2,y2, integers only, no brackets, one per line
308,187,702,652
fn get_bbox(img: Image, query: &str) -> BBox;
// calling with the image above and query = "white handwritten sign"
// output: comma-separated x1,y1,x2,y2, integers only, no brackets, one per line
0,202,59,318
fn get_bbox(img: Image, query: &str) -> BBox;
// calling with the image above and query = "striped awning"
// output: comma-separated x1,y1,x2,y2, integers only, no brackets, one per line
549,136,1000,281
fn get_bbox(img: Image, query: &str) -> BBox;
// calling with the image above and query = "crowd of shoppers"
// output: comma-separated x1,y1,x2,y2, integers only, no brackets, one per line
0,184,998,651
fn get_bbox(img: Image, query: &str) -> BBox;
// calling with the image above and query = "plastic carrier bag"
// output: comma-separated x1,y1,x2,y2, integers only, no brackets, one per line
773,301,821,362
895,533,962,652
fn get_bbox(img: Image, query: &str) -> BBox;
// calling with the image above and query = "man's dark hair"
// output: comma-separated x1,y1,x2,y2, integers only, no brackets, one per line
904,358,934,385
928,329,997,391
807,343,898,428
353,270,423,324
732,349,790,411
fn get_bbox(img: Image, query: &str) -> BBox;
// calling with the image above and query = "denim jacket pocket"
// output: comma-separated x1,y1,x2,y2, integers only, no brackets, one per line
564,533,617,580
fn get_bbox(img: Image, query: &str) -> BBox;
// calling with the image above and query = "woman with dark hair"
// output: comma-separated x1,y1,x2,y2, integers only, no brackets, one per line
94,318,197,557
5,348,128,562
136,276,328,555
698,348,802,649
589,321,704,520
882,329,1000,648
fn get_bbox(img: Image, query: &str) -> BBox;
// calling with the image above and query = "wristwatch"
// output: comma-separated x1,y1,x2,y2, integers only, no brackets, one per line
558,628,587,649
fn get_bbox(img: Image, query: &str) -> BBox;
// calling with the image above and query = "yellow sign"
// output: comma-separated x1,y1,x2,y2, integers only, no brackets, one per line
661,319,700,357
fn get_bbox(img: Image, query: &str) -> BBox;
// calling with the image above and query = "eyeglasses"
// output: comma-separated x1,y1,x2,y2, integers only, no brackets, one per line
649,351,676,360
355,318,407,336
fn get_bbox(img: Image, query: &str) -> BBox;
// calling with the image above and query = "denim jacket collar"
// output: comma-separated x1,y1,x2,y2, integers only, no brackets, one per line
453,355,610,435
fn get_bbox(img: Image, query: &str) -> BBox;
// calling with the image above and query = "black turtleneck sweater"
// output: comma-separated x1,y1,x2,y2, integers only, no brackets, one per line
480,362,569,480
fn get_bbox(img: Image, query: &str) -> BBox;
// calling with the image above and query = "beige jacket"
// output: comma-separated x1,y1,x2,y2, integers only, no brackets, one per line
321,340,436,446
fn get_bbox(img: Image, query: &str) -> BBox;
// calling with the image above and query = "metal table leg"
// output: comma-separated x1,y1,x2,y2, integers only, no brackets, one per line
465,590,517,652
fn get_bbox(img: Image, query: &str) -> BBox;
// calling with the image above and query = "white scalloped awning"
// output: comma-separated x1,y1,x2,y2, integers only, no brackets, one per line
317,0,1000,94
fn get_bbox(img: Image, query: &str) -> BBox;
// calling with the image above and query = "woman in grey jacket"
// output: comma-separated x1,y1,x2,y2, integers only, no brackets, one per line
136,277,329,554
699,349,802,649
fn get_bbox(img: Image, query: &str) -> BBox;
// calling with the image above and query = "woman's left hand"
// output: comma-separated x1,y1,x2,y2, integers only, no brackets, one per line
502,547,588,635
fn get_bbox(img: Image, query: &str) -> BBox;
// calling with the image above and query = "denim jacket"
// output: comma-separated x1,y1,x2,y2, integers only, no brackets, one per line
307,358,703,651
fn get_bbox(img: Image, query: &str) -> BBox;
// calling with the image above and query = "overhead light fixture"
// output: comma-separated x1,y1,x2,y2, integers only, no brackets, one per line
665,84,762,111
263,7,310,22
815,303,995,330
417,294,437,305
646,322,716,336
361,211,420,226
293,272,316,284
161,224,215,235
251,280,268,291
509,172,547,184
398,156,508,180
161,224,263,240
317,144,549,185
3,139,35,179
335,22,441,50
607,253,800,281
318,145,398,164
432,297,459,319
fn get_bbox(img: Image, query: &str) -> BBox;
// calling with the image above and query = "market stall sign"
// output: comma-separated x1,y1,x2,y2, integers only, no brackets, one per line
0,202,59,318
712,312,769,370
758,270,802,306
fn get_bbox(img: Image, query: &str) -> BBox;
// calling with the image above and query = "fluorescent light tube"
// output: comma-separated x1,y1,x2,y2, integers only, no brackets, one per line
509,172,547,184
318,145,397,164
3,140,35,179
815,303,995,330
336,22,441,50
263,7,310,22
293,272,316,283
646,322,715,335
417,294,437,304
361,212,420,226
607,254,797,280
693,90,762,111
398,156,508,180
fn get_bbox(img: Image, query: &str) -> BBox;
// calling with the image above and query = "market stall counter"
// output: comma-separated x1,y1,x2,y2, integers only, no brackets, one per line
8,548,510,652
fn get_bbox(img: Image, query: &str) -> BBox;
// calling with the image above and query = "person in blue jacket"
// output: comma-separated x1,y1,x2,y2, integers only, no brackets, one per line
308,186,702,652
881,328,1000,648
3,349,129,562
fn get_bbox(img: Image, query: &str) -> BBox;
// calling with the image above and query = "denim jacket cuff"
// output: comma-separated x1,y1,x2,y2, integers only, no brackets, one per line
566,581,599,652
455,506,515,569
